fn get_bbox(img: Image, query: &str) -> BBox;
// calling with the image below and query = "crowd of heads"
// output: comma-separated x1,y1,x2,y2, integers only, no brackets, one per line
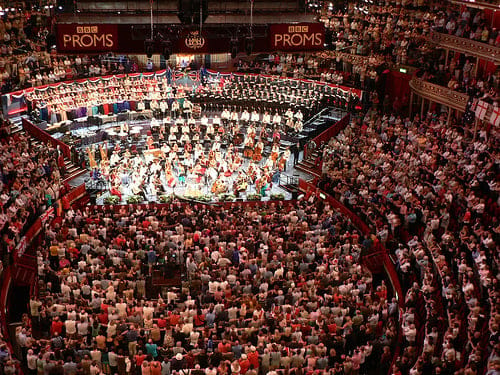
0,118,66,273
315,0,499,100
0,0,498,374
0,2,138,94
318,106,498,374
8,199,404,375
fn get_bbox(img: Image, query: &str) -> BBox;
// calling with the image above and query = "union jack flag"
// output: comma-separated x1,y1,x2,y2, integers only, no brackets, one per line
173,70,185,81
188,70,200,82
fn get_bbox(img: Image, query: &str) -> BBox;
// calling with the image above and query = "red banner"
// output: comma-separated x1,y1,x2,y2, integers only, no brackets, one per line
270,23,325,51
56,24,118,52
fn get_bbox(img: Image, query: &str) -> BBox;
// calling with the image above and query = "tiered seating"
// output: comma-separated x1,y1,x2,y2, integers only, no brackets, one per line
317,106,498,374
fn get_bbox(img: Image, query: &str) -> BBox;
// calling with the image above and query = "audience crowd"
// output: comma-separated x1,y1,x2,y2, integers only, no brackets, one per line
316,0,499,99
0,0,138,93
0,117,65,270
318,107,499,375
0,1,498,375
8,200,402,375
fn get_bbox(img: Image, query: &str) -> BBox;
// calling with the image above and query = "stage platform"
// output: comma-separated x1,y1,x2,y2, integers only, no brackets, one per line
47,106,346,205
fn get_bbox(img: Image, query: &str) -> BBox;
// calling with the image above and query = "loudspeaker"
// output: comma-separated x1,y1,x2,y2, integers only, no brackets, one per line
178,0,208,25
230,38,239,59
245,37,254,55
161,40,172,59
57,0,75,13
144,39,155,58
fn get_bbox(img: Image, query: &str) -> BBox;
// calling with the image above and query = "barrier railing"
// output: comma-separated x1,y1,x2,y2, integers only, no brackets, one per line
312,113,350,147
298,178,404,375
15,183,86,259
303,113,350,165
22,117,72,159
89,198,298,212
0,268,15,360
450,0,500,10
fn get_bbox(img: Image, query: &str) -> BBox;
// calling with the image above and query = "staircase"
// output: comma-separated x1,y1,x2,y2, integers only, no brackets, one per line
278,174,302,199
295,148,322,179
9,116,87,185
62,159,87,185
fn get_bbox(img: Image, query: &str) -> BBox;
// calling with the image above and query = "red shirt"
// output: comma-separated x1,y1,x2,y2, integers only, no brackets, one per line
239,359,250,374
169,314,180,326
248,351,259,369
50,320,64,336
217,342,231,353
135,354,147,367
194,315,205,327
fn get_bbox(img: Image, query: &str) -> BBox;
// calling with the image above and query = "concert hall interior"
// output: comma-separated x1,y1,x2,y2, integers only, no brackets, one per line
0,1,498,375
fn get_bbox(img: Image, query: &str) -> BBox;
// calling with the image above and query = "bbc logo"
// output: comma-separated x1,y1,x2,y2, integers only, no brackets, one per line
76,26,98,34
288,26,308,33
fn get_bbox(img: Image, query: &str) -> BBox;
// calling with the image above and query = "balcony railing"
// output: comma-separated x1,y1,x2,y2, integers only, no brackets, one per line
449,0,500,11
430,31,500,64
410,78,498,126
409,78,469,112
316,50,372,66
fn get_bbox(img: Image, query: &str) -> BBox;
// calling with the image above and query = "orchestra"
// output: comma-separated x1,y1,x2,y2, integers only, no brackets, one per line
23,71,346,202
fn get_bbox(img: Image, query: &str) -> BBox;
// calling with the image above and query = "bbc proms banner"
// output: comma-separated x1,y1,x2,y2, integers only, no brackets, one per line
270,23,325,51
56,24,119,52
54,23,324,54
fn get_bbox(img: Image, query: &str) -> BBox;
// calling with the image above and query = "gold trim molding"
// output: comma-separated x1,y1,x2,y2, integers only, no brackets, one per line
430,31,500,64
409,78,468,111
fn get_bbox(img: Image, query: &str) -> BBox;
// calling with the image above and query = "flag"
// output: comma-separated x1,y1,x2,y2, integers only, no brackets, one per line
173,70,185,81
475,100,488,120
188,70,200,82
490,107,500,128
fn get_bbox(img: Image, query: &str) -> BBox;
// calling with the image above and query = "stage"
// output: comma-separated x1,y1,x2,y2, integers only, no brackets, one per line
65,108,316,205
20,70,349,204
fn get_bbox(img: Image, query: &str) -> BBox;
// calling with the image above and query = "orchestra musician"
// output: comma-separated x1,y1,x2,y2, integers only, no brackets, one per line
253,139,264,162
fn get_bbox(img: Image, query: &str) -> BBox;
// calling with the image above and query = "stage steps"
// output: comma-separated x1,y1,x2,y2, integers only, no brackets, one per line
8,116,87,185
295,150,322,179
8,116,25,134
63,161,87,185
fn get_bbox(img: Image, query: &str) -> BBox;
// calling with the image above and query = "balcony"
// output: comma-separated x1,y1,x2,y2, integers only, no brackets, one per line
449,0,500,11
430,31,500,64
409,78,469,112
